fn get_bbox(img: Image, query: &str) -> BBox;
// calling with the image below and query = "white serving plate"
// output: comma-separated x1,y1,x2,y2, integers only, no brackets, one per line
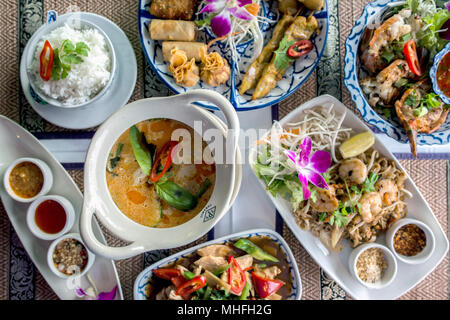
249,95,449,300
134,229,302,300
0,115,123,300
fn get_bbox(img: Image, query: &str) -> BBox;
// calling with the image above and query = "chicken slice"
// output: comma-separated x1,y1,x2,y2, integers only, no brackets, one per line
197,244,234,258
194,255,227,272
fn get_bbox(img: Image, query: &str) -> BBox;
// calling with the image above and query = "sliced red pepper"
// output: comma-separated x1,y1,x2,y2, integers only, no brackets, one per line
286,40,314,58
149,141,179,183
171,275,187,288
251,272,284,299
39,40,54,81
403,40,422,76
152,268,182,281
228,255,246,295
175,275,207,297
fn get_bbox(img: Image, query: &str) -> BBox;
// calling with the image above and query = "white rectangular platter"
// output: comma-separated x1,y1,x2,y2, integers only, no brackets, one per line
249,95,449,300
0,115,123,300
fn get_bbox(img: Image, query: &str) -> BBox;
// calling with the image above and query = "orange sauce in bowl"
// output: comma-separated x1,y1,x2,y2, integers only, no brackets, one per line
35,200,67,234
437,51,450,98
9,162,44,198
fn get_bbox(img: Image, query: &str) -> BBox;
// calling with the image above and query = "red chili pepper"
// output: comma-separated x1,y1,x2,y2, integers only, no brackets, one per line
175,275,207,297
171,275,187,288
251,272,284,298
152,268,182,281
403,40,422,76
149,141,179,183
39,40,54,81
228,255,246,295
286,40,314,58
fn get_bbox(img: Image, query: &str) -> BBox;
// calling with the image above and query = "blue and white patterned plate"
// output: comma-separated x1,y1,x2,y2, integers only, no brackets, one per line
430,42,450,105
133,229,302,300
344,0,450,145
138,0,329,111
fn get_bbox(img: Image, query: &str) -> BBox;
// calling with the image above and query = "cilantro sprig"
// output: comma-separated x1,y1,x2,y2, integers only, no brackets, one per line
51,39,90,80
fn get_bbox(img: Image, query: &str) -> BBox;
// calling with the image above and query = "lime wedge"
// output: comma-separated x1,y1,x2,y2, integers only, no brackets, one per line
339,131,375,159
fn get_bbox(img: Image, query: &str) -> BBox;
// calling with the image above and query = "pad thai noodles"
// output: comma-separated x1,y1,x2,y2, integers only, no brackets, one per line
253,105,412,251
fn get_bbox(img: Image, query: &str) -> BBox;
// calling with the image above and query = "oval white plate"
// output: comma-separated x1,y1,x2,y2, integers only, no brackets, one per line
138,0,329,111
134,229,302,300
19,12,137,130
0,115,123,300
249,95,449,300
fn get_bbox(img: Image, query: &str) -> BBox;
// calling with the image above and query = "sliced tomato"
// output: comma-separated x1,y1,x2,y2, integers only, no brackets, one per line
39,40,54,81
252,272,284,299
175,275,207,297
287,40,314,58
149,141,179,183
403,40,422,76
228,255,246,295
152,268,181,280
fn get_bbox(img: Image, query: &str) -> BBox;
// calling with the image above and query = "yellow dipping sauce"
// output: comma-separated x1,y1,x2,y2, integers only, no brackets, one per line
9,161,44,198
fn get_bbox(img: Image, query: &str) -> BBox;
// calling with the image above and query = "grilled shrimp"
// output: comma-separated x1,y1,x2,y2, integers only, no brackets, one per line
360,60,413,107
360,9,412,73
359,192,382,223
310,186,339,212
395,80,449,158
375,179,398,205
338,158,368,185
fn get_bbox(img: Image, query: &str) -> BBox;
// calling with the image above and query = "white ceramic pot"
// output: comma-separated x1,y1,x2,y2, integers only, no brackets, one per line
80,89,242,260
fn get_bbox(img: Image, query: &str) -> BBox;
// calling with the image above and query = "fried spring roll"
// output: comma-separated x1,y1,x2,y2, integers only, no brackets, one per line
252,16,319,100
239,15,295,95
162,41,207,62
149,20,198,41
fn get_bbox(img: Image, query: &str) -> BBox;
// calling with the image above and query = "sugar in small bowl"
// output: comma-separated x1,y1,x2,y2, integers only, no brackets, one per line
3,157,53,203
27,195,75,241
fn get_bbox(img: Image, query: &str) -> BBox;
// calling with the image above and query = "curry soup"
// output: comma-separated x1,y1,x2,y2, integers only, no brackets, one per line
106,119,215,228
9,161,44,198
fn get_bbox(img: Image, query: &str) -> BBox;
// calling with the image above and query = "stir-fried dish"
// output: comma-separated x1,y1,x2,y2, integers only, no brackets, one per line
146,0,323,99
359,0,450,157
147,236,292,300
106,119,215,228
253,106,412,251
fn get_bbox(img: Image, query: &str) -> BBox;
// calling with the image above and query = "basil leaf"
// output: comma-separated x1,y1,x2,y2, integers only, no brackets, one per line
129,125,152,175
155,180,198,211
274,35,295,70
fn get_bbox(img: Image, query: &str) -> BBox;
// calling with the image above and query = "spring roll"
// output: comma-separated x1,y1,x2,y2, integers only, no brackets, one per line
149,20,198,41
162,41,207,62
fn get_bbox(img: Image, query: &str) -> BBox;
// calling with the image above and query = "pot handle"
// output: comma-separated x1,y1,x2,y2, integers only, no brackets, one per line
80,201,148,260
178,89,240,157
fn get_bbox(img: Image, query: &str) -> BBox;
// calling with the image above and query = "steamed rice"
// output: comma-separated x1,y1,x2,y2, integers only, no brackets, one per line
31,23,112,106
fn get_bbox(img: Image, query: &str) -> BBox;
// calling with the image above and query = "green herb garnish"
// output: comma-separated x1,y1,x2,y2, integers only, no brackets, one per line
404,90,419,107
361,172,379,193
273,36,295,70
51,40,90,80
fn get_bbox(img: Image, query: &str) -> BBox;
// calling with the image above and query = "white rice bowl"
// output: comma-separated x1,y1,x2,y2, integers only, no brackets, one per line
31,23,112,106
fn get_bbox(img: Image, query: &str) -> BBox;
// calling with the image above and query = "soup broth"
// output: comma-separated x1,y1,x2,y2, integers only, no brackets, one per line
106,119,216,228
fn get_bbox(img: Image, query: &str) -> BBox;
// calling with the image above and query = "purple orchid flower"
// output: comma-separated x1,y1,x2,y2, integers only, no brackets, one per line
75,285,118,300
284,136,331,200
200,0,254,37
446,1,450,10
440,3,450,40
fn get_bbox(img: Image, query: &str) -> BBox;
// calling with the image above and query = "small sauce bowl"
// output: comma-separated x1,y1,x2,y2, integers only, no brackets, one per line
430,42,450,105
27,195,75,241
3,157,53,203
348,243,397,290
47,233,95,279
386,218,435,265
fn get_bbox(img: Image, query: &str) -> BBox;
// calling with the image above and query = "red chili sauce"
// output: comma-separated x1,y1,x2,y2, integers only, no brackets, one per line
437,51,450,98
35,200,66,234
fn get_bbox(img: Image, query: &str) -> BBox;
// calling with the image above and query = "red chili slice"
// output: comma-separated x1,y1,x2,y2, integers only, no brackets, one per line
252,272,284,298
403,40,422,76
149,141,179,183
152,268,182,281
228,255,246,295
286,40,314,58
39,40,54,81
175,275,207,297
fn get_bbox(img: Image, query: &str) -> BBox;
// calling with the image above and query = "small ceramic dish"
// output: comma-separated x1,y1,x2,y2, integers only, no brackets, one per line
26,195,75,241
386,218,436,265
430,42,450,105
348,243,397,290
47,233,95,279
25,11,116,109
3,157,53,203
134,229,302,300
